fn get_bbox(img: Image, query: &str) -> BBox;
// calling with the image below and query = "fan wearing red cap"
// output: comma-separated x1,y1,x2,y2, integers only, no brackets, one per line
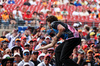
38,54,52,66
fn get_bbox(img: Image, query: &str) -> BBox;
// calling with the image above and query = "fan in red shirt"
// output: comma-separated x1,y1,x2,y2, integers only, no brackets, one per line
23,10,33,26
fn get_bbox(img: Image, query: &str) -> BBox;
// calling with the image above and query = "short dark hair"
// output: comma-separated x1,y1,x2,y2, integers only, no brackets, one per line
85,26,90,31
46,15,58,23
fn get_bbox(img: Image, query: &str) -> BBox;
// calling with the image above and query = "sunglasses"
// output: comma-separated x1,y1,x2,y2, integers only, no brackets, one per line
24,53,29,56
48,52,54,54
45,58,51,61
16,41,21,43
33,53,39,55
7,52,11,54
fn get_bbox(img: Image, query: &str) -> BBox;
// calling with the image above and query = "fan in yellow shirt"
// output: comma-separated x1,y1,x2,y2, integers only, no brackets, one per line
1,10,9,29
55,11,64,21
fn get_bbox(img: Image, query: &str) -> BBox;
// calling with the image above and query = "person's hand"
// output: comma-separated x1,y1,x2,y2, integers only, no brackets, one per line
35,47,42,51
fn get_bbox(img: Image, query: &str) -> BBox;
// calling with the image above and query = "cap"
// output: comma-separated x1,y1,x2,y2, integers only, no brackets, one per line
83,45,88,50
15,38,21,42
81,39,86,42
14,53,20,57
40,21,45,24
48,48,54,51
94,53,100,57
41,41,47,45
3,54,10,59
32,39,37,42
0,38,3,42
57,41,62,44
90,32,95,36
32,51,39,54
44,54,51,59
87,49,93,54
24,43,30,47
21,36,26,40
97,33,100,37
45,36,50,40
78,49,84,54
23,50,30,54
73,23,79,27
23,62,30,66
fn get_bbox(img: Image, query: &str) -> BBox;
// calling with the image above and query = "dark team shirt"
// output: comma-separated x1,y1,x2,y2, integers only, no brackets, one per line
51,21,80,40
31,60,40,66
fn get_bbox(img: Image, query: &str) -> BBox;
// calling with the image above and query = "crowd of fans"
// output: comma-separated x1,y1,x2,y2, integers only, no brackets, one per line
0,0,100,66
0,0,100,28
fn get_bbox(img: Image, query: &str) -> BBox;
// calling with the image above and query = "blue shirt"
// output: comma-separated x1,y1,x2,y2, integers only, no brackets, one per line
74,3,82,7
8,0,15,4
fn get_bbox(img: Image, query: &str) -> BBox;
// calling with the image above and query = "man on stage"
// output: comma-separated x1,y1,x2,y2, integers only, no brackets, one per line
36,16,81,66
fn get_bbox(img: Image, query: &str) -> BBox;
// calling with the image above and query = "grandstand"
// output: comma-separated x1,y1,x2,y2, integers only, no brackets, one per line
0,0,100,29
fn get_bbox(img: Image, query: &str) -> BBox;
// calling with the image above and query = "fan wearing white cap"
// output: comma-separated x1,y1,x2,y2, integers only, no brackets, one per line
45,36,51,44
18,50,35,66
14,53,21,65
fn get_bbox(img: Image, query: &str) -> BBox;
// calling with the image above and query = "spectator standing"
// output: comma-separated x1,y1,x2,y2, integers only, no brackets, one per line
18,50,35,66
1,10,9,29
8,0,15,4
13,53,21,65
47,48,55,66
73,49,85,66
5,48,11,56
31,51,40,66
38,54,52,66
23,0,31,6
1,54,14,66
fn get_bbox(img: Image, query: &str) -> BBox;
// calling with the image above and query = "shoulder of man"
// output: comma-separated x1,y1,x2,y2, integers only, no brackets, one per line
29,60,35,65
18,60,24,66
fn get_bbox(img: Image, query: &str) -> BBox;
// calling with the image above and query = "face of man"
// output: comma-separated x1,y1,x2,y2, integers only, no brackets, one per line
25,45,30,50
6,49,11,56
6,60,13,66
44,57,51,65
47,22,51,29
22,38,26,44
14,55,21,62
3,44,8,50
47,50,54,58
23,52,30,61
15,41,21,46
87,52,93,58
32,52,39,60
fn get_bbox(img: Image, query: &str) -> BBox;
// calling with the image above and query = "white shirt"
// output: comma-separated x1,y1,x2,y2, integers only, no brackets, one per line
72,11,80,16
41,8,49,14
13,10,23,19
54,7,60,12
38,62,52,66
80,12,89,16
29,1,37,5
18,60,35,66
